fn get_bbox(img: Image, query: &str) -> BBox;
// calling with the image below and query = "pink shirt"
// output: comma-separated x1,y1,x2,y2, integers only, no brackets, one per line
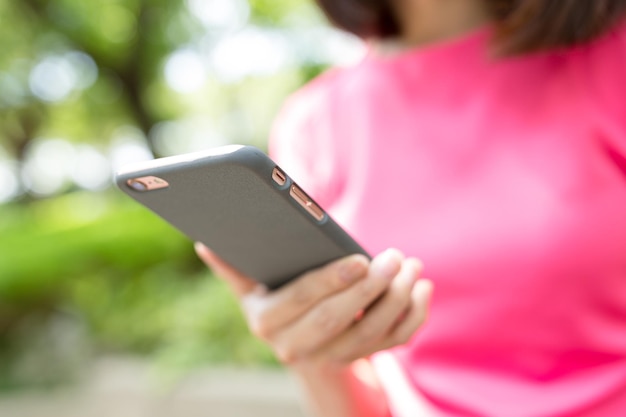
270,23,626,417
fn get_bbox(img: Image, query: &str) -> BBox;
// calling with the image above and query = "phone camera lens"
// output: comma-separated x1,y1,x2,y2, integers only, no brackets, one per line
127,179,147,191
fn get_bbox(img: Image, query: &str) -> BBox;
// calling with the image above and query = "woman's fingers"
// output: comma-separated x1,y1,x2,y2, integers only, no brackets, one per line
196,242,372,342
246,254,370,339
320,258,423,363
195,243,432,367
382,278,433,347
356,278,433,359
271,249,404,363
194,243,260,297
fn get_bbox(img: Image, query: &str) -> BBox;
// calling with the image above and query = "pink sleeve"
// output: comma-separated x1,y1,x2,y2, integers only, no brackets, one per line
268,73,344,210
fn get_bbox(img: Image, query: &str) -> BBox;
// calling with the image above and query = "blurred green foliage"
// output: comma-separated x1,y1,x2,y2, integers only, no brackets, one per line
0,0,344,391
0,192,277,391
0,0,322,156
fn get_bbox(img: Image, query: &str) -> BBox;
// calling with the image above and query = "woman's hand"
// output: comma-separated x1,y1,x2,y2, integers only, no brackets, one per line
195,243,433,368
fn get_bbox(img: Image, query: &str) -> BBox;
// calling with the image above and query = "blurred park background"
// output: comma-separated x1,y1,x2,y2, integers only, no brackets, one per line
0,0,364,402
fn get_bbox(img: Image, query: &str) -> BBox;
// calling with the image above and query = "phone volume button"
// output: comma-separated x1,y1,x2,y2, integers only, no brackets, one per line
290,185,325,222
306,200,325,221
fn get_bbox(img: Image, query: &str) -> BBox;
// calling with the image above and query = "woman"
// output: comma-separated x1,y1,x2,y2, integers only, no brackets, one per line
196,1,626,415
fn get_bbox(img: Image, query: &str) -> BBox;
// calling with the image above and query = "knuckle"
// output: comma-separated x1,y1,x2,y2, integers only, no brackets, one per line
324,345,355,365
357,281,379,300
388,287,412,306
393,330,414,346
248,317,273,340
414,305,429,327
275,346,298,364
290,284,313,305
355,323,379,344
313,306,341,333
331,354,355,367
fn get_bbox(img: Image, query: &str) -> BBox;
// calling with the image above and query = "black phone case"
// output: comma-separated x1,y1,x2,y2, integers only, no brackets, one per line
115,145,369,289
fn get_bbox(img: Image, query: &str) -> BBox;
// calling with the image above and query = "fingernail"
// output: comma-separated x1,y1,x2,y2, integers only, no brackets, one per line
414,281,434,327
370,249,402,280
415,280,434,303
407,257,424,274
404,258,424,285
339,256,367,283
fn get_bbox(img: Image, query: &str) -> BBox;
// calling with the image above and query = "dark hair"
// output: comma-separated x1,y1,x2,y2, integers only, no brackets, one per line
315,0,626,54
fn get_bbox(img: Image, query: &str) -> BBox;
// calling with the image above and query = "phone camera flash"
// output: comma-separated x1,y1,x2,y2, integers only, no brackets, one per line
126,176,169,192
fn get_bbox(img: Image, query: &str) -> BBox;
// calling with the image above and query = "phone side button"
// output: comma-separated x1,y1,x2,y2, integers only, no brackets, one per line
272,167,287,186
290,185,325,222
306,201,325,222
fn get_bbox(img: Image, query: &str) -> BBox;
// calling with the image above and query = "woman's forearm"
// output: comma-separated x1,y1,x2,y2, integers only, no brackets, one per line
291,360,391,417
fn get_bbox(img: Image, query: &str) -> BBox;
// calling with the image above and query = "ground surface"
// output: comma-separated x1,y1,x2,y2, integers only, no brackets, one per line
0,358,306,417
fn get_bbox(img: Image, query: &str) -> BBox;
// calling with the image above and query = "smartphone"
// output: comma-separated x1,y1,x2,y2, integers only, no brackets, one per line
115,145,369,289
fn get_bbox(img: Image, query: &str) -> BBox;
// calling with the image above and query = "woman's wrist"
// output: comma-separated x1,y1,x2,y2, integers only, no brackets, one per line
289,359,349,377
288,359,390,417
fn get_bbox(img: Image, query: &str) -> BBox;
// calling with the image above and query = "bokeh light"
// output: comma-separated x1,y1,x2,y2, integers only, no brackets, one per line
28,51,98,103
29,56,77,102
151,119,229,156
109,127,154,172
302,27,366,67
64,51,98,90
210,26,292,83
186,0,250,31
21,139,76,196
165,48,207,93
0,159,20,203
72,146,111,191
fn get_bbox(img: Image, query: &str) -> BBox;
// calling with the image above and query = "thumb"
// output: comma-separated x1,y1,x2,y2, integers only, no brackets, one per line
194,243,262,297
